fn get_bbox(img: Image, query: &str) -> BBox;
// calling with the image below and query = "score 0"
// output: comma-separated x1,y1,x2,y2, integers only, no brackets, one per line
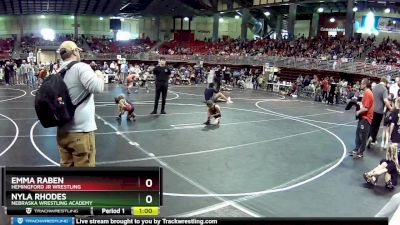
145,178,153,204
140,178,157,205
145,178,153,188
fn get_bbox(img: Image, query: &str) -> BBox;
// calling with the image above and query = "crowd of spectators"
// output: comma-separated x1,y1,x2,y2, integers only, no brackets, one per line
158,36,375,60
0,38,14,53
86,36,156,54
367,38,400,66
21,34,84,53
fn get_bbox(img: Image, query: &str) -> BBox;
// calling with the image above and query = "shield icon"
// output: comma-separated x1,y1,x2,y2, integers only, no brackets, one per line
17,217,23,224
26,208,32,214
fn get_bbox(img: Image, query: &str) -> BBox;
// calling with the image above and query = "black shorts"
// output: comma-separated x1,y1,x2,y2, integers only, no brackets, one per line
384,116,391,127
380,159,398,185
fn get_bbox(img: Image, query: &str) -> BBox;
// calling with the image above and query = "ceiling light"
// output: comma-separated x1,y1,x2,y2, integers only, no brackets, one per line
235,15,240,19
264,12,270,16
219,17,224,23
183,17,189,21
385,8,390,14
330,17,335,23
99,17,104,20
353,7,358,12
120,18,124,22
70,15,74,19
318,7,324,13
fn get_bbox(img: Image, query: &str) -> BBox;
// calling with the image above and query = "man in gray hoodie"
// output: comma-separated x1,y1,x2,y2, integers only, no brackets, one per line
57,41,104,167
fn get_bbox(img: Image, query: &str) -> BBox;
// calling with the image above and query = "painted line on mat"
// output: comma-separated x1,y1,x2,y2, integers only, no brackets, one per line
177,161,336,217
0,114,19,158
157,100,347,197
326,109,344,114
0,88,27,103
96,120,353,166
95,113,261,217
30,89,38,96
30,121,60,166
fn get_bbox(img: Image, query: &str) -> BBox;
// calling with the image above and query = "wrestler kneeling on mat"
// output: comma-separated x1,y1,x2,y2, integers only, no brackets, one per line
204,83,233,103
204,100,222,126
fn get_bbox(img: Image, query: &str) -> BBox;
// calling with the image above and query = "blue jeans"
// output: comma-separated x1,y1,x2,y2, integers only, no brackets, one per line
27,71,35,87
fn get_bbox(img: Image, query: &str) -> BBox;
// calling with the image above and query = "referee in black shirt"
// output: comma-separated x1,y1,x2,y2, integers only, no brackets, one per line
151,57,171,114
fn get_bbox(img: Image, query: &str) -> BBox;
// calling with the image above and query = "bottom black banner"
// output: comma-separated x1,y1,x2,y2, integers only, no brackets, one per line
74,218,388,225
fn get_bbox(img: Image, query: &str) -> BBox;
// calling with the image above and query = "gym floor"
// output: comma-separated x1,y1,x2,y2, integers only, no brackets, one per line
0,84,398,217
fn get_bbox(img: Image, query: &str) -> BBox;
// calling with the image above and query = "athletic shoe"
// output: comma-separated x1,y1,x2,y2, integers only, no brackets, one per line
385,181,394,189
161,111,166,114
349,149,358,156
150,111,157,115
353,153,363,159
203,121,210,125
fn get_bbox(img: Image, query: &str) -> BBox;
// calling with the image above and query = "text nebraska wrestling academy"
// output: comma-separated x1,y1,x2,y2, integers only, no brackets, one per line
11,193,93,206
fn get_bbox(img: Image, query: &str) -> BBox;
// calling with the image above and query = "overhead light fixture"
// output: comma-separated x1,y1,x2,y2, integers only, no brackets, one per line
353,7,358,12
40,15,45,18
120,18,124,22
120,3,131,10
116,31,131,41
220,12,224,14
219,17,224,23
394,21,397,24
385,8,390,14
264,12,270,16
318,7,324,13
40,28,55,41
183,17,189,21
235,15,240,19
330,17,335,23
99,17,104,21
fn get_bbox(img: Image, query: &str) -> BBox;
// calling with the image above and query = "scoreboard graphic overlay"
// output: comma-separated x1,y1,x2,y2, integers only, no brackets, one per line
1,167,162,216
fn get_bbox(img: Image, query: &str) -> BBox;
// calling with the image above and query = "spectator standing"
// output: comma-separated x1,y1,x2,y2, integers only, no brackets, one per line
56,41,104,167
3,62,9,85
322,77,329,102
21,61,27,85
120,62,128,84
352,78,374,159
368,77,392,148
102,62,109,72
389,77,400,99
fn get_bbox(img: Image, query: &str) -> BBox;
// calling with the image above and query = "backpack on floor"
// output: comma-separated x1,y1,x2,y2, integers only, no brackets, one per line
34,61,90,128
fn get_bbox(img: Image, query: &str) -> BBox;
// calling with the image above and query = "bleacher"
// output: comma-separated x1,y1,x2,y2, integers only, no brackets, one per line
87,36,156,54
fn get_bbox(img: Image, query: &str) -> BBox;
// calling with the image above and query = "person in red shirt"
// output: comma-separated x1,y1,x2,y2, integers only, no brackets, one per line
322,78,329,102
352,78,374,159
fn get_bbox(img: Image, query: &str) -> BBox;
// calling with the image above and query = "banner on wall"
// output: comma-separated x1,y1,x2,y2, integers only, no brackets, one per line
376,17,400,33
359,14,400,34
